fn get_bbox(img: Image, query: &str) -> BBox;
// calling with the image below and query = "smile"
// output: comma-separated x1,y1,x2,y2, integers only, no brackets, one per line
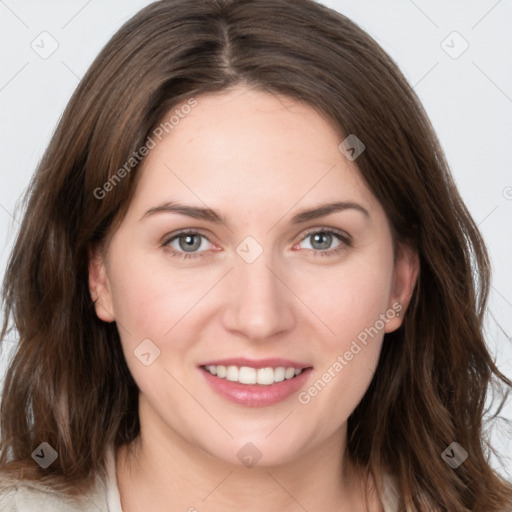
203,365,303,386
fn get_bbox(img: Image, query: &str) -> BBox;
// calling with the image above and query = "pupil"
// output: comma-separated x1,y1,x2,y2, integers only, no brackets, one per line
313,232,331,250
180,234,201,252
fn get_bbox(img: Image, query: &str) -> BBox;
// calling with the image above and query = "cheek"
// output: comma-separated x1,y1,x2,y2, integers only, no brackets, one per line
109,272,169,340
297,274,390,432
108,251,207,342
297,251,395,347
106,258,202,403
294,247,394,416
300,338,382,441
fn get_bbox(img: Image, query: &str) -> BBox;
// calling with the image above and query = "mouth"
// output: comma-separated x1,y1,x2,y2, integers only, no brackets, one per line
201,364,305,385
198,359,313,407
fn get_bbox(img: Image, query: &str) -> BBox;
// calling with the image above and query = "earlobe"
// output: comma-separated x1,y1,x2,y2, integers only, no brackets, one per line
385,244,419,333
88,246,116,323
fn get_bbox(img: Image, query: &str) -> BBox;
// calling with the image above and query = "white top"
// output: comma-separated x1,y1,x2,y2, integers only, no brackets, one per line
0,446,399,511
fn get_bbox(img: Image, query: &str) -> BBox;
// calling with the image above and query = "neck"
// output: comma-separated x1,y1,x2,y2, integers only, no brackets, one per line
115,396,382,512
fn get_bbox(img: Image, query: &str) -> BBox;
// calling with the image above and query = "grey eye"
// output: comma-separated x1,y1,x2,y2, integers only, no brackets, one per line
309,232,333,250
166,233,209,253
301,231,343,251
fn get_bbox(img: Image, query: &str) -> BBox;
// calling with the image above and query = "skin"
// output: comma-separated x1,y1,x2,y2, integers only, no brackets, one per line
89,85,419,512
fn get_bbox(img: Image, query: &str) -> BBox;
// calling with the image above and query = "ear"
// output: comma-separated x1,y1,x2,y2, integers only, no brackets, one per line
384,243,419,333
88,245,116,323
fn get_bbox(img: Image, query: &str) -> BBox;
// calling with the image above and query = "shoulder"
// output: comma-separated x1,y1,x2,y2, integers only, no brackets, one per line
381,472,400,512
0,445,121,512
0,473,109,512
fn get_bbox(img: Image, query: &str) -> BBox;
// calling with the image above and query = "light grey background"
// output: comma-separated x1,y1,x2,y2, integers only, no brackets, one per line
0,0,511,476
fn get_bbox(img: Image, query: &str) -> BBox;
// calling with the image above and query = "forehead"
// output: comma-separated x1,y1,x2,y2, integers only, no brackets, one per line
128,86,380,222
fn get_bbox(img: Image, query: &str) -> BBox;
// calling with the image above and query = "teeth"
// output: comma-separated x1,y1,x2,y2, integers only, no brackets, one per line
257,367,274,385
274,367,285,382
239,366,257,384
204,365,303,385
226,366,239,381
285,367,295,379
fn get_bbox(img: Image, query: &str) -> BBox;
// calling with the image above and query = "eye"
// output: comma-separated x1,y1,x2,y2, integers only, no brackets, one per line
162,227,351,261
295,228,351,257
163,230,214,260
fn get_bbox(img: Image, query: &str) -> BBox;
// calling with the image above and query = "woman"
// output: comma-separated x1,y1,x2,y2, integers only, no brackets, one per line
1,0,511,511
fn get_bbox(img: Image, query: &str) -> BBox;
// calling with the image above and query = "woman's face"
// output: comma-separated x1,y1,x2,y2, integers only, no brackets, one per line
90,85,418,467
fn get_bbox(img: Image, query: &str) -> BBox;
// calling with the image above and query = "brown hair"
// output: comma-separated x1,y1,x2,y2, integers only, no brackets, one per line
1,0,511,510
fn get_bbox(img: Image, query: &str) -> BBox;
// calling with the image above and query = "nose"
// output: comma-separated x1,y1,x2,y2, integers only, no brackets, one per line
221,247,296,341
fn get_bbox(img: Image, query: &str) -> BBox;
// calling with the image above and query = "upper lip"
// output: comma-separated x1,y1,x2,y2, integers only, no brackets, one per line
198,358,311,369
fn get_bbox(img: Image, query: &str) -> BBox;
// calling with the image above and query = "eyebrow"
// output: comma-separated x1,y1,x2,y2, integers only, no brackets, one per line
140,200,370,226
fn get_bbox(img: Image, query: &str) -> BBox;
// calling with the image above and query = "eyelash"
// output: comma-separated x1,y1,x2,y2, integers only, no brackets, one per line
162,227,352,261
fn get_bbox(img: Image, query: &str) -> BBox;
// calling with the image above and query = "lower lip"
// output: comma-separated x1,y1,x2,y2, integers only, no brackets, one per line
200,367,312,407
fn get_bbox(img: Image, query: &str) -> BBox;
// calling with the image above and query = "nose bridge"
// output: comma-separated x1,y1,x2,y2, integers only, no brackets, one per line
223,238,294,339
